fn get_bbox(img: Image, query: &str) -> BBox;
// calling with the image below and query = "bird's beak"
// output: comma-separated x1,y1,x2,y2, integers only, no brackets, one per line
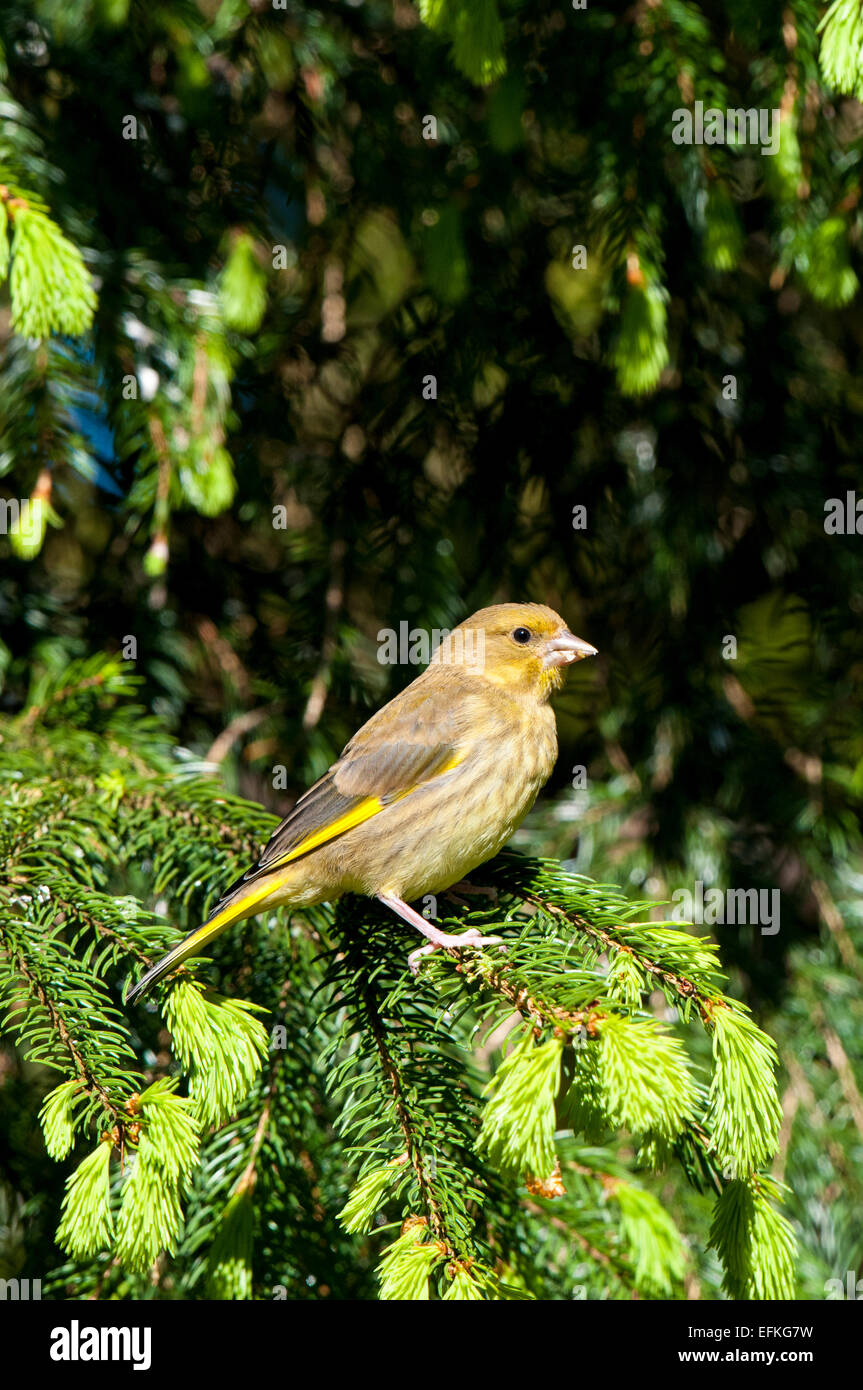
542,630,598,670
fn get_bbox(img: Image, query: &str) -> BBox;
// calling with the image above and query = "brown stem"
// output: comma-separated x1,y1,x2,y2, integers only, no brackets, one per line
302,537,347,732
362,983,447,1245
205,703,280,765
51,895,153,968
521,891,720,1023
7,949,121,1124
447,946,604,1039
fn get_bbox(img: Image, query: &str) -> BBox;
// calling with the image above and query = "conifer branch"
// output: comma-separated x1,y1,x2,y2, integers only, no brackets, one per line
444,947,604,1037
521,890,717,1017
0,667,794,1296
362,981,448,1245
17,672,110,730
235,979,293,1196
522,1198,634,1286
4,947,122,1125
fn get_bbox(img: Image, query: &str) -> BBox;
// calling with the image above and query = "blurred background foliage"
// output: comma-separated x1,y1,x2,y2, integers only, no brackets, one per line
1,0,863,1298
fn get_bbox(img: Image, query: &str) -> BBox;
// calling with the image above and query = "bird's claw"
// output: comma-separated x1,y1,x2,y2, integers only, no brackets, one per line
408,929,506,975
408,942,437,973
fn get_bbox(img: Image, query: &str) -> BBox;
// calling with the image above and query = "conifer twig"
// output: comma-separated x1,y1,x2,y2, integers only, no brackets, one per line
446,947,604,1038
362,982,448,1245
521,891,717,1018
18,672,109,730
8,950,121,1123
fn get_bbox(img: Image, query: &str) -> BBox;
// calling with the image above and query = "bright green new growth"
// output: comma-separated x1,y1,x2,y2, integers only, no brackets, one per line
115,1080,199,1272
706,1004,782,1171
609,1182,687,1297
219,233,268,333
1,200,96,339
162,981,270,1129
801,217,859,308
709,1176,797,1301
206,1187,255,1300
594,1014,699,1142
56,1144,114,1259
819,0,863,99
476,1032,564,1179
419,0,506,86
377,1223,445,1301
610,280,670,397
40,1080,85,1161
442,1265,487,1300
337,1157,409,1235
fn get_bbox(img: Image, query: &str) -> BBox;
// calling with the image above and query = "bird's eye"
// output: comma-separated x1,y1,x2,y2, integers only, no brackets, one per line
512,627,532,644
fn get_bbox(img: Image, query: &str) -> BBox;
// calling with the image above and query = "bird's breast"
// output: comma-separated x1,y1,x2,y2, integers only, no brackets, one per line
324,698,559,901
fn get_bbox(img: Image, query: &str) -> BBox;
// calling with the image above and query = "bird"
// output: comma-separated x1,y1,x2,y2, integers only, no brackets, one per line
126,603,596,1002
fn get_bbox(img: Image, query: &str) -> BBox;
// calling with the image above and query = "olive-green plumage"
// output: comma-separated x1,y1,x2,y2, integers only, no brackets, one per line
127,602,596,1001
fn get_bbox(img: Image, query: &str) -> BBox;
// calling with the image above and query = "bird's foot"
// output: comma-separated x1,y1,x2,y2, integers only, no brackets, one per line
375,892,505,976
408,927,505,975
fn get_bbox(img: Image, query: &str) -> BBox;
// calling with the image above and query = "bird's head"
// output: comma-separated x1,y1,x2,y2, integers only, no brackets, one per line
432,602,597,700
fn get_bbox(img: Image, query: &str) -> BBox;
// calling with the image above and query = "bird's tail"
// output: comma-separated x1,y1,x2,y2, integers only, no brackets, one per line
126,874,279,1004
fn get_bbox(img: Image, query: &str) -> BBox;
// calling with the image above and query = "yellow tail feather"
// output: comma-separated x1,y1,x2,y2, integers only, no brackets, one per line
126,876,278,1003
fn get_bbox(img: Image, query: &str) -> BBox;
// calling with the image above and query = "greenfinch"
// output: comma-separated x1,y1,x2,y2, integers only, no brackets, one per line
127,603,596,1001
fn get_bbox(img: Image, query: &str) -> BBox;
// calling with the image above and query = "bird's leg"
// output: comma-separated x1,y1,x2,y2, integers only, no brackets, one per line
376,892,504,975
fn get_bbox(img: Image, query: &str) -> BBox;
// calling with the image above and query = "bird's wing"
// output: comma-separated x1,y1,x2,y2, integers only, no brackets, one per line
253,741,462,873
126,684,472,1001
230,677,472,888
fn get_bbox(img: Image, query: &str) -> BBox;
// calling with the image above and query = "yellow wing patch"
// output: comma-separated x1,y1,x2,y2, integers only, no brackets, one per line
266,794,386,869
127,752,465,1003
265,752,465,871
